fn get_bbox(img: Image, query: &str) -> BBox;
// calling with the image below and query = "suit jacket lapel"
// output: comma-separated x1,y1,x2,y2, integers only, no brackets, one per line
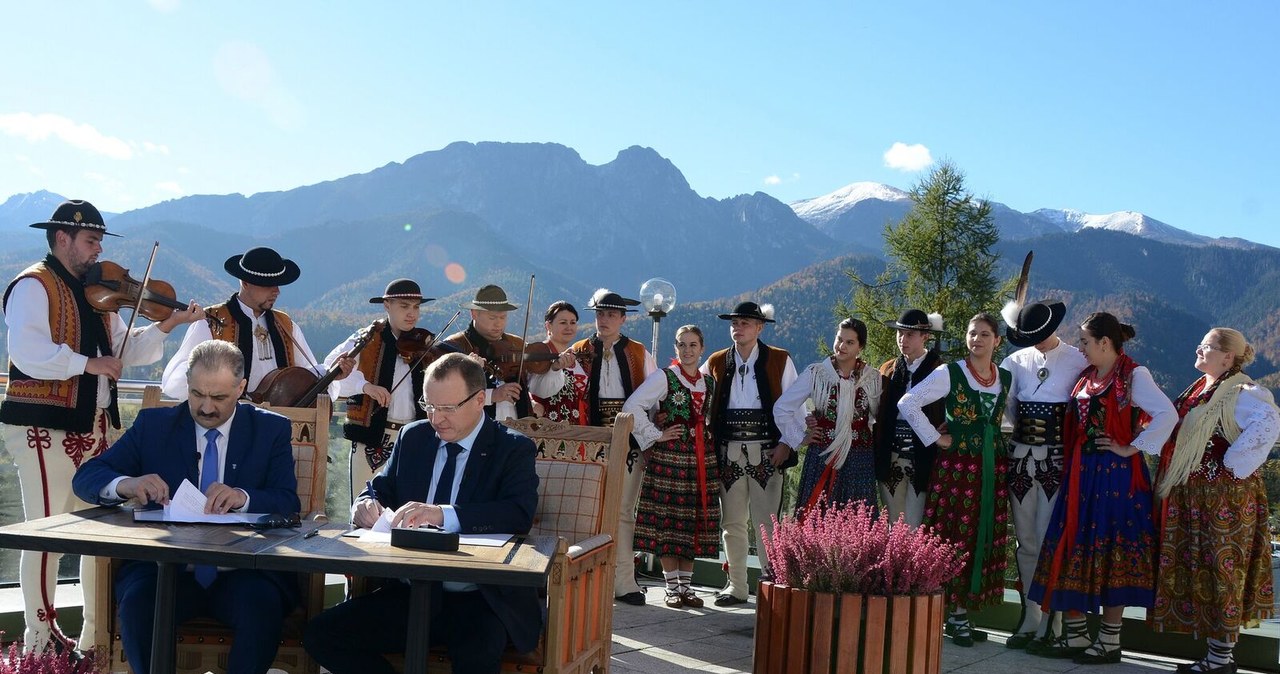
223,403,254,488
454,418,493,504
175,403,200,486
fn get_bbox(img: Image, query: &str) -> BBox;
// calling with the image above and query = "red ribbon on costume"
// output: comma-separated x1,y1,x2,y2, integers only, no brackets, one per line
800,463,836,520
1040,352,1148,612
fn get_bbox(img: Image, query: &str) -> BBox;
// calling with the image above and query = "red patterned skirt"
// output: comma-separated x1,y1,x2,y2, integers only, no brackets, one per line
634,438,721,560
924,450,1009,609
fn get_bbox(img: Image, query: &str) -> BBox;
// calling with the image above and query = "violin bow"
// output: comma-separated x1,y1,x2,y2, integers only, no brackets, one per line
115,241,160,362
515,274,535,384
387,309,464,396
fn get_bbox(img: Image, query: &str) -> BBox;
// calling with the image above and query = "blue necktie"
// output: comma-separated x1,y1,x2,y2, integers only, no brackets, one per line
194,428,220,588
432,442,464,505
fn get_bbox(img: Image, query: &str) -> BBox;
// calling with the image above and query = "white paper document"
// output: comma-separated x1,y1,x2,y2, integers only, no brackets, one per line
131,478,263,524
353,508,513,547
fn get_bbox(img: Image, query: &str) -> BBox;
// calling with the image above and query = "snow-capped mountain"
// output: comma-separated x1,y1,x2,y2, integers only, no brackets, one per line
790,181,910,226
791,182,1267,252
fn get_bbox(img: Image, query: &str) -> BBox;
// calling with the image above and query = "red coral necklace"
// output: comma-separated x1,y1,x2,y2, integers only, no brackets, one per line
965,356,997,388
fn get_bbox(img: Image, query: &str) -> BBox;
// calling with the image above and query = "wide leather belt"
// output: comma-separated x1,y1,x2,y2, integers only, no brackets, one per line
719,408,773,442
1014,401,1067,446
893,420,917,459
384,420,409,432
598,398,625,427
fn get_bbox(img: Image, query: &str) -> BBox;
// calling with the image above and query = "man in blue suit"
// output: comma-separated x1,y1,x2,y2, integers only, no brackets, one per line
72,340,300,674
303,352,541,674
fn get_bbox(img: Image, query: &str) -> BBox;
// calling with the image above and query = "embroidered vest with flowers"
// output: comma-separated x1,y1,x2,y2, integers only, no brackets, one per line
0,257,117,432
204,295,297,384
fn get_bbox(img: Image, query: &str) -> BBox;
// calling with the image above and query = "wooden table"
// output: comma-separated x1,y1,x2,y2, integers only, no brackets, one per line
0,508,556,674
253,528,558,673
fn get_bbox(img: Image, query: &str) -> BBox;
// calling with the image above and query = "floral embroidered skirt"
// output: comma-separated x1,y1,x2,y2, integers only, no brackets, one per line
924,450,1009,609
634,439,721,560
1152,470,1273,641
1029,452,1156,612
794,442,876,515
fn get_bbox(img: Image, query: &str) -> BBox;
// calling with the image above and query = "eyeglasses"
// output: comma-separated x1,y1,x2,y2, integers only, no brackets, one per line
249,512,301,531
419,388,483,416
1195,343,1226,354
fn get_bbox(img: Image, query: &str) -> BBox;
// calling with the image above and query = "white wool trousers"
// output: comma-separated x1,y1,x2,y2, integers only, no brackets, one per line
718,440,784,601
4,410,115,651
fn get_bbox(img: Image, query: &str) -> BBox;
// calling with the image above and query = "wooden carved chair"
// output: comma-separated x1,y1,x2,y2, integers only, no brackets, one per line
408,413,630,674
89,385,330,674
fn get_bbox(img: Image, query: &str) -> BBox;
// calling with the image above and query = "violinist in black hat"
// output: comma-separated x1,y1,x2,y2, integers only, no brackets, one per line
1,199,204,654
998,299,1087,651
700,300,798,606
874,308,946,529
161,246,351,400
324,279,447,504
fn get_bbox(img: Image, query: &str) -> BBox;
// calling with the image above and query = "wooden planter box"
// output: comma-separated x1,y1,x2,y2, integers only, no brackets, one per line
753,581,944,674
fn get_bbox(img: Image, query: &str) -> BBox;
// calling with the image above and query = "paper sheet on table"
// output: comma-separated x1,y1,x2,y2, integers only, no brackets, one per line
353,509,512,547
132,478,263,524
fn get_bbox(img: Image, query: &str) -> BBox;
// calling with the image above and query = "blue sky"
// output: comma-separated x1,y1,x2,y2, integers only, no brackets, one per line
2,2,1277,246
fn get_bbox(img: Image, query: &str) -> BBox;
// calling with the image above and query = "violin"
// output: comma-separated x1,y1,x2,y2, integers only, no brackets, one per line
396,328,457,367
84,260,219,325
486,340,562,379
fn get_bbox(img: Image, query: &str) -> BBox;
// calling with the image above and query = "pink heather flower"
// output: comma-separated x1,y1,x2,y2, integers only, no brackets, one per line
759,497,965,595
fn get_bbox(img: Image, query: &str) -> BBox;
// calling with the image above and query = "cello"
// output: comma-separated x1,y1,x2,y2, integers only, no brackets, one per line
249,321,380,408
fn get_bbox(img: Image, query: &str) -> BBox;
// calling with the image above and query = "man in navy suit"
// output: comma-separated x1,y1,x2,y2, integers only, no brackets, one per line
303,352,541,674
72,340,300,674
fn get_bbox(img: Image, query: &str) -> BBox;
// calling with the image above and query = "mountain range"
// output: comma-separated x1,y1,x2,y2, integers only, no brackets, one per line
2,142,1277,394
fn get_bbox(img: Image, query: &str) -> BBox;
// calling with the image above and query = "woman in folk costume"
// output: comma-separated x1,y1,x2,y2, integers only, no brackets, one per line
623,325,720,609
1027,312,1177,664
898,313,1011,647
1152,328,1279,674
527,301,587,425
774,317,881,514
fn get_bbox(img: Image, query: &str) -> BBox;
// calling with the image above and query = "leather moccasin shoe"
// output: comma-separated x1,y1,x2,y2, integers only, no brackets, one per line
615,591,645,606
681,591,704,609
664,592,684,609
713,593,748,607
1073,648,1122,665
1006,631,1037,649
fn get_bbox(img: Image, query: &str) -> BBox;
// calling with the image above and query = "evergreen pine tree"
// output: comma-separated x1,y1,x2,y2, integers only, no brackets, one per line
840,160,1008,365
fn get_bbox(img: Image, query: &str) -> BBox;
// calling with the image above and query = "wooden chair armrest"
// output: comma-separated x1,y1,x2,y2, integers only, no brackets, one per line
566,533,612,560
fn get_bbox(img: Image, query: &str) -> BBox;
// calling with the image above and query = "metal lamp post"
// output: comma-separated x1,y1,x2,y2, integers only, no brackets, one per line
640,278,676,356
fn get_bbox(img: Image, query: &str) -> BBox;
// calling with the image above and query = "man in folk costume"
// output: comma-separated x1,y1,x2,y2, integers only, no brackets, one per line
874,309,944,527
530,289,656,604
1,200,204,653
161,246,342,400
325,279,440,504
999,299,1087,650
443,284,531,421
701,301,798,606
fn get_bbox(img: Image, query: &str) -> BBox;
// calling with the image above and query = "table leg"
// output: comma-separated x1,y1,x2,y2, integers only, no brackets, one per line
404,579,433,674
151,561,179,674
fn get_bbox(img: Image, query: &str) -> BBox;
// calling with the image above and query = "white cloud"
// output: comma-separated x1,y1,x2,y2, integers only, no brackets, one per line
142,141,170,155
154,180,183,194
762,173,800,187
0,112,133,159
882,142,933,171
